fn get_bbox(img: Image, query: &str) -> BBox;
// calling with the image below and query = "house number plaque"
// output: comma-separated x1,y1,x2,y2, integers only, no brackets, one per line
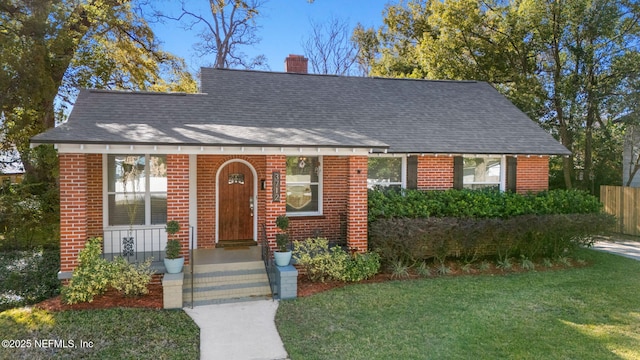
272,171,281,202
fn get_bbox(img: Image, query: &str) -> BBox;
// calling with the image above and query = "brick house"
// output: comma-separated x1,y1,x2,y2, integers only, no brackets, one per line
31,55,569,280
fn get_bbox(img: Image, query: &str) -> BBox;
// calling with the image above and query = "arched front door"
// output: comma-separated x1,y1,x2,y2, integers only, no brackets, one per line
217,161,254,243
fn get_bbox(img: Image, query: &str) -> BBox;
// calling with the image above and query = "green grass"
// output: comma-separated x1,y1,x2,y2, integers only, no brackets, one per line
276,249,640,359
0,307,199,359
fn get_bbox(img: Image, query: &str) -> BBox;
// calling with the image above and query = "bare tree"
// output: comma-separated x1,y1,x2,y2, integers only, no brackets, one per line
158,0,268,69
302,16,359,76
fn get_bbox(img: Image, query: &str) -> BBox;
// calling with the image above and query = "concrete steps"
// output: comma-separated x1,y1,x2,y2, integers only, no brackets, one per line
182,260,272,306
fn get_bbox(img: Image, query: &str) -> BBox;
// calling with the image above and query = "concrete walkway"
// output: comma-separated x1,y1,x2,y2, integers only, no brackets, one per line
183,299,289,360
592,240,640,261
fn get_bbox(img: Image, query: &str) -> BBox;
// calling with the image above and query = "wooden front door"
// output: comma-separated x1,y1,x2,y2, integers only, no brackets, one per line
218,162,254,242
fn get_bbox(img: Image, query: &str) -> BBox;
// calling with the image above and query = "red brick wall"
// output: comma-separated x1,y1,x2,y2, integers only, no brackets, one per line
86,154,103,238
288,156,349,243
347,156,368,252
59,154,88,272
414,155,549,192
264,155,287,250
167,154,191,263
416,155,455,190
516,156,549,193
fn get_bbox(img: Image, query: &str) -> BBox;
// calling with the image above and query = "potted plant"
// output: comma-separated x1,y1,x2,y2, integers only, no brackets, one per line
164,220,184,274
274,214,292,266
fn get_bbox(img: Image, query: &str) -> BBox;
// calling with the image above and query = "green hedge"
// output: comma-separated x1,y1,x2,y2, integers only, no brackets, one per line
369,213,616,267
0,249,60,311
368,188,603,221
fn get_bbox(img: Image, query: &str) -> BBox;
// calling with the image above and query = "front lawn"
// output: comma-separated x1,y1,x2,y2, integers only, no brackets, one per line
0,308,199,359
276,249,640,359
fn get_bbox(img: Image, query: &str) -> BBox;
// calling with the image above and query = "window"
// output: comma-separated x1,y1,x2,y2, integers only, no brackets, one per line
107,155,167,226
368,157,404,189
286,156,321,215
463,156,503,190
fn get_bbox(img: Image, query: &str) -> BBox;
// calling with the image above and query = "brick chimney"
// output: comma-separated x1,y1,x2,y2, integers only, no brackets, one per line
284,54,308,74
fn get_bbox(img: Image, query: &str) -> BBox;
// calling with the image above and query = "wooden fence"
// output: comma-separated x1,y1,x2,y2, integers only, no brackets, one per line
600,185,640,236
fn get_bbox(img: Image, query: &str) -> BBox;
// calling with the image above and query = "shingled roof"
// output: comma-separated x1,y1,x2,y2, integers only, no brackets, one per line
32,68,569,155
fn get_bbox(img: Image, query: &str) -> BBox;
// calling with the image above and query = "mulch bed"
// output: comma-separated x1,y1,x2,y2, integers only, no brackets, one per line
35,284,163,312
296,259,588,298
297,273,393,297
33,259,586,310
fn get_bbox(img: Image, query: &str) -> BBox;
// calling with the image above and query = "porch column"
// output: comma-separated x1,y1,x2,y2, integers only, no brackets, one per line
59,153,89,275
265,155,287,251
167,154,191,265
347,155,368,252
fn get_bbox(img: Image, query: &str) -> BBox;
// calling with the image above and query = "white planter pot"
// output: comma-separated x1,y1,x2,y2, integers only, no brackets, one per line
274,251,292,267
164,257,184,274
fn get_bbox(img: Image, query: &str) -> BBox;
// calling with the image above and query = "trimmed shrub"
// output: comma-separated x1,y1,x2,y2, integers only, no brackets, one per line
369,213,615,267
293,237,380,283
368,188,603,221
0,248,60,311
293,238,344,283
341,252,381,282
61,237,113,304
61,237,155,304
111,257,154,297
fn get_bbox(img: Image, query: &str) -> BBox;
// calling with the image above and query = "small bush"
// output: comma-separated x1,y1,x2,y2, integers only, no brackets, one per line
416,262,431,277
111,257,155,297
293,238,344,283
341,252,381,282
293,238,380,283
61,237,113,304
62,237,154,304
390,261,410,279
436,264,452,275
520,256,535,271
0,249,60,311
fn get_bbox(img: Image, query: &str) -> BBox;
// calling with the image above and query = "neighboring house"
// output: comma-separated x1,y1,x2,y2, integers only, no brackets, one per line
31,55,569,278
0,149,24,185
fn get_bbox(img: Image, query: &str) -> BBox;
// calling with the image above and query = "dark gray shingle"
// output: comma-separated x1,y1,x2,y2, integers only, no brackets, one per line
32,68,570,155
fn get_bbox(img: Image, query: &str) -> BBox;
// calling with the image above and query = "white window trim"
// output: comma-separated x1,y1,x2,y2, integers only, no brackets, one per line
103,154,168,228
286,155,323,217
462,155,506,191
366,154,407,189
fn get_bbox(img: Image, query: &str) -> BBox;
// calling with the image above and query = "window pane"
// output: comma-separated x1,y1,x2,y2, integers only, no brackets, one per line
287,156,319,182
368,157,402,188
149,155,167,192
151,194,167,225
286,156,320,213
286,184,318,213
109,155,146,193
463,157,501,185
108,194,145,226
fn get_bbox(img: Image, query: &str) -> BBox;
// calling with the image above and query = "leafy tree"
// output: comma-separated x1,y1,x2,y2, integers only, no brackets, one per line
0,0,196,178
355,0,640,192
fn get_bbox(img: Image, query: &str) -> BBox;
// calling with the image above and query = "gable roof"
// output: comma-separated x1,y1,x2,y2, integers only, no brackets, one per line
32,68,569,155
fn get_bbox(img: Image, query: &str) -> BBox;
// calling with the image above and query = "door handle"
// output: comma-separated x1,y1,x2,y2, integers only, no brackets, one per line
249,197,254,216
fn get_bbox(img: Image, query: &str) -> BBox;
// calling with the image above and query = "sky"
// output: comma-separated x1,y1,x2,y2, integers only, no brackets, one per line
150,0,394,73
